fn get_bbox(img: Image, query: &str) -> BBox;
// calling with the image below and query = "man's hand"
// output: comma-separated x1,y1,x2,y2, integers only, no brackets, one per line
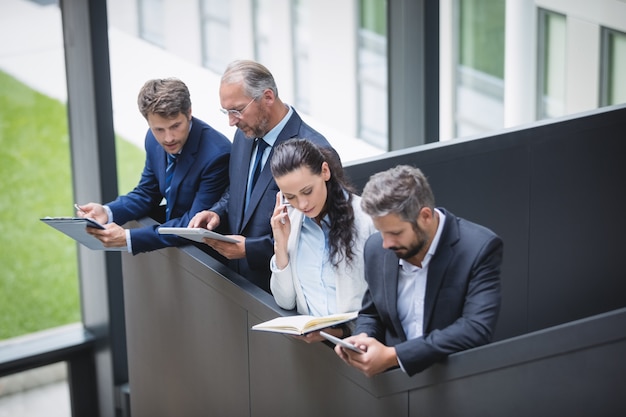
188,210,220,230
202,236,245,259
75,202,109,225
333,333,399,377
85,223,127,248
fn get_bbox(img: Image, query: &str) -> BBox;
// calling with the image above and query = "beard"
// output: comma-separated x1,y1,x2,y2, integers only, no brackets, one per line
238,108,270,139
390,225,429,260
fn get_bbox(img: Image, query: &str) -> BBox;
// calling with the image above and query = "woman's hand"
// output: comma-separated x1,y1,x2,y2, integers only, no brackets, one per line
270,191,291,269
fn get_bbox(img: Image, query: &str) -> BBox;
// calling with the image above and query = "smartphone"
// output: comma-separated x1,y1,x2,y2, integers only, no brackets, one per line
280,192,291,207
279,192,291,224
319,331,364,354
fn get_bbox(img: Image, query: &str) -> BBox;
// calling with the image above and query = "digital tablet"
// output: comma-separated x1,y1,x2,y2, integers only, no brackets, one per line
319,331,364,354
40,217,126,251
41,216,105,229
158,227,240,243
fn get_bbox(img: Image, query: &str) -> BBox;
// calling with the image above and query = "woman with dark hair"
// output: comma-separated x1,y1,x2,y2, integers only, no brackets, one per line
269,139,376,342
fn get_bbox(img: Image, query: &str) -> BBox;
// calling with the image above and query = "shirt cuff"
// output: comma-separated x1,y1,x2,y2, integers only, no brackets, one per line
269,255,288,273
103,205,113,224
397,355,408,374
125,229,132,253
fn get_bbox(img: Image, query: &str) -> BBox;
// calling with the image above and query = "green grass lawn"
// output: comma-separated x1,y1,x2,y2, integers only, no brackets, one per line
0,70,145,340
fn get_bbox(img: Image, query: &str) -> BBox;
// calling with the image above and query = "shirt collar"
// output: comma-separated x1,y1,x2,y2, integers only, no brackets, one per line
303,212,331,229
173,120,192,156
398,208,446,270
260,104,293,147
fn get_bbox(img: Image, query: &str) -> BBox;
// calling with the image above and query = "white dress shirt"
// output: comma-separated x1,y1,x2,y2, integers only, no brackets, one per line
396,209,446,339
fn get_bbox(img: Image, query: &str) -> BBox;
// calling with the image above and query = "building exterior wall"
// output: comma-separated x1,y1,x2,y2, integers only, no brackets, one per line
106,0,626,150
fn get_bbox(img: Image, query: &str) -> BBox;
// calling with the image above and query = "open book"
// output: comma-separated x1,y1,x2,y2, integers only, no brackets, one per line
251,311,358,335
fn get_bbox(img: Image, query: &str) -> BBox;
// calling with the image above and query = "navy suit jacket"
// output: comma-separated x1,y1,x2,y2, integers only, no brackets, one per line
107,117,231,254
356,208,503,376
210,108,333,291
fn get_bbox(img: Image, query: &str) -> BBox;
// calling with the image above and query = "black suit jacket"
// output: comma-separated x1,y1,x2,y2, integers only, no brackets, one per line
210,108,333,291
356,208,503,376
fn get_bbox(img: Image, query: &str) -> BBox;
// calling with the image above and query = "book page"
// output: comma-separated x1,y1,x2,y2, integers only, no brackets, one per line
251,311,358,335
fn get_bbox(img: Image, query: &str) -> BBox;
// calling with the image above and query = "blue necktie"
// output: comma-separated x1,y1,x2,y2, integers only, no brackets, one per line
165,153,177,220
250,138,269,190
246,138,269,209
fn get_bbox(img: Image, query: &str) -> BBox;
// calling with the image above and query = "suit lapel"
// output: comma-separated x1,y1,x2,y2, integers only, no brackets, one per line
234,134,256,232
242,144,273,226
241,111,303,229
382,249,405,339
423,210,458,331
168,118,201,208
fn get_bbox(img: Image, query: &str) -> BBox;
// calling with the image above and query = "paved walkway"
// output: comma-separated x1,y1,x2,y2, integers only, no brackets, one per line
0,376,69,417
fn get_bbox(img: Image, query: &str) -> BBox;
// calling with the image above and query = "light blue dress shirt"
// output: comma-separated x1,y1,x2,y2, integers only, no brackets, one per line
105,122,193,253
296,214,336,316
244,105,293,208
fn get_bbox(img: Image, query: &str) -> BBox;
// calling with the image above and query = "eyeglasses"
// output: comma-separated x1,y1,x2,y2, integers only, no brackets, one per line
220,97,256,119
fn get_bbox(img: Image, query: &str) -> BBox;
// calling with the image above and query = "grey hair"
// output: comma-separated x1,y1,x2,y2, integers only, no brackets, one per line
221,60,278,99
360,165,436,224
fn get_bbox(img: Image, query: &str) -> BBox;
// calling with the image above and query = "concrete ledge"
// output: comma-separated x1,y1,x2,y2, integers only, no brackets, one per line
0,362,66,397
0,323,91,386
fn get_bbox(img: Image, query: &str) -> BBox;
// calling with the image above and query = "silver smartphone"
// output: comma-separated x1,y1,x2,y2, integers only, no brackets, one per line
280,192,291,207
319,331,364,354
280,192,291,224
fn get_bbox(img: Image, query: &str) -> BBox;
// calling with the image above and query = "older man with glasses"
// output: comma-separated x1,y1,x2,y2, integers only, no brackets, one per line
189,59,337,292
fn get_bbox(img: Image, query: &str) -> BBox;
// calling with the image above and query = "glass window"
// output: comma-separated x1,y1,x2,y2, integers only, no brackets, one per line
602,28,626,106
253,0,272,65
200,0,231,72
358,0,388,149
138,0,165,47
537,9,566,119
455,0,505,137
291,0,311,113
0,1,80,340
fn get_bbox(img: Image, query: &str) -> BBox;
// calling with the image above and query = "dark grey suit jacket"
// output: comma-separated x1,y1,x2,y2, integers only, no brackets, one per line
355,208,503,376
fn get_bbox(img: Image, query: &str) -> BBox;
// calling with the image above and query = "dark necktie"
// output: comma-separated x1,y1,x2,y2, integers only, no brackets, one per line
165,153,177,220
250,138,269,191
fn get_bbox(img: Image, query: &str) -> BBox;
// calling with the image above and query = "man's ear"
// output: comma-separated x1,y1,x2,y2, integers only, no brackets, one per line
262,88,275,105
416,207,433,225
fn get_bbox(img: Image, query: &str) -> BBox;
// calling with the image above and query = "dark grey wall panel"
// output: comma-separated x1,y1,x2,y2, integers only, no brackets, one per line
345,104,626,340
123,247,251,417
528,117,626,330
122,244,626,417
411,340,626,417
249,325,407,417
409,309,626,417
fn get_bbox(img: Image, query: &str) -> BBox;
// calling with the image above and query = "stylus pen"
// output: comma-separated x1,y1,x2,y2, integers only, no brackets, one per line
74,203,85,214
